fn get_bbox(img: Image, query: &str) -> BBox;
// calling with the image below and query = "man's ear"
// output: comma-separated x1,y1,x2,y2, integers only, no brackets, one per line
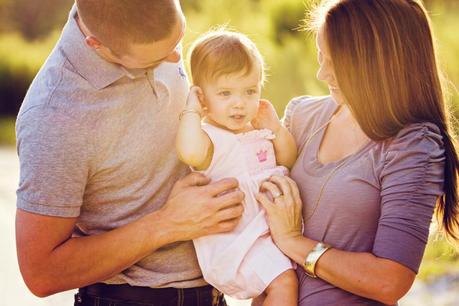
84,36,102,50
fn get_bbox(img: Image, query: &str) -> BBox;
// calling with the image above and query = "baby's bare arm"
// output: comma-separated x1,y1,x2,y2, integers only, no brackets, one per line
272,126,297,169
176,86,213,170
252,99,297,169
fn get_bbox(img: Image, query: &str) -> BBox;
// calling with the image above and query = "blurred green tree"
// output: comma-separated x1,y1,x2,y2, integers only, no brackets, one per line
1,0,72,40
0,0,458,120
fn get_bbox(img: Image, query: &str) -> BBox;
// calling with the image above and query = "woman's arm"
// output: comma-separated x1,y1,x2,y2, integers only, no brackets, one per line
252,99,297,168
176,86,213,170
279,234,415,305
257,176,415,305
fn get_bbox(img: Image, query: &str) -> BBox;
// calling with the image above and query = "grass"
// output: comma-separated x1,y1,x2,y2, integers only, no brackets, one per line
418,231,459,281
0,31,59,76
0,116,15,146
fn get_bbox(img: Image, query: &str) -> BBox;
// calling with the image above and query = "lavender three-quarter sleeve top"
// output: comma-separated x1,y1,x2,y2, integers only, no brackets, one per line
284,96,445,306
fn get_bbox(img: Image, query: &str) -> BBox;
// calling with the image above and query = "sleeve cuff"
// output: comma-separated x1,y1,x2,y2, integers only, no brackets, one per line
373,223,428,273
17,195,81,218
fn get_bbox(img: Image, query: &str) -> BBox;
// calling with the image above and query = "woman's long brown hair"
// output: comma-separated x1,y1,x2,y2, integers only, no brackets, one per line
311,0,459,242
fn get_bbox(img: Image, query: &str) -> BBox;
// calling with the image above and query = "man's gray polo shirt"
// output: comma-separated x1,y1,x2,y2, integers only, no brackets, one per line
15,6,205,288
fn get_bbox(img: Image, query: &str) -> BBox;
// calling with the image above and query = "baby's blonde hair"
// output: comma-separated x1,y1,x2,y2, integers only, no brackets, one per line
188,29,265,87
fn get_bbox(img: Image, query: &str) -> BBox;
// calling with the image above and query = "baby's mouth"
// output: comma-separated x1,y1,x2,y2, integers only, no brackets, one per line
230,114,245,120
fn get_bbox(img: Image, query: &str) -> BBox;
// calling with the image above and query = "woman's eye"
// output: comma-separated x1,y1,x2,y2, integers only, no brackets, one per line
247,89,257,95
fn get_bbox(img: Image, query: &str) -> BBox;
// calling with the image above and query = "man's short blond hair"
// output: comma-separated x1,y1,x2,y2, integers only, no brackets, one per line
76,0,180,54
189,30,265,87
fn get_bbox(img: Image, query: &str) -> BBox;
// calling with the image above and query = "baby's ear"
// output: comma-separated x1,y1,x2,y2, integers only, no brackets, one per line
201,100,208,112
197,90,207,108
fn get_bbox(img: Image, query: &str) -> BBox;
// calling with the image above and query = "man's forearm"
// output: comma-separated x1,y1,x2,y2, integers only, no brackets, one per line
16,209,175,297
17,173,245,298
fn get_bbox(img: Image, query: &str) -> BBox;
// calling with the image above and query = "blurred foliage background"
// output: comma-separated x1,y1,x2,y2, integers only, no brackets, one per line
0,0,457,281
0,0,458,141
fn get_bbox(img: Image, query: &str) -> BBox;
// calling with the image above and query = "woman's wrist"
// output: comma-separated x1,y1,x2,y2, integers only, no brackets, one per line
303,242,332,278
276,232,305,257
276,234,321,268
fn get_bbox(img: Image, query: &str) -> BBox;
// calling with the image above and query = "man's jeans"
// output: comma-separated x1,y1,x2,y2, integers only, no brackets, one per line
74,283,227,306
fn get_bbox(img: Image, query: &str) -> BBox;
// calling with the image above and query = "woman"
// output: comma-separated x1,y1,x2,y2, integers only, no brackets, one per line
256,0,459,305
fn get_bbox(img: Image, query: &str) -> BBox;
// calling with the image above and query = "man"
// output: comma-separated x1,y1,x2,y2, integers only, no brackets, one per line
15,1,244,305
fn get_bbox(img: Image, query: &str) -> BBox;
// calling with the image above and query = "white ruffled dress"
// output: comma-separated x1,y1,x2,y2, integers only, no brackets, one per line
193,123,292,299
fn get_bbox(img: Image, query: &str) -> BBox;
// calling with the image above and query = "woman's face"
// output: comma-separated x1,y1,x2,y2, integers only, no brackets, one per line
316,27,345,104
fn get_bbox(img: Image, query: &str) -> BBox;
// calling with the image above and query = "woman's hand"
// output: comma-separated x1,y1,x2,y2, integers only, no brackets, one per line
251,99,282,133
256,175,303,252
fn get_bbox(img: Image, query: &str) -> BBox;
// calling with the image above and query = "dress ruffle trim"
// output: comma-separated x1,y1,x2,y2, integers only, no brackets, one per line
236,128,275,143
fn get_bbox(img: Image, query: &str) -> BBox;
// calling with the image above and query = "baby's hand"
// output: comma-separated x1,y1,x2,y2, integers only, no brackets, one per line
186,86,205,114
251,99,281,133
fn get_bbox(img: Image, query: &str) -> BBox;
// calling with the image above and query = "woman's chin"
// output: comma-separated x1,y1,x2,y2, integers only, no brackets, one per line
330,91,344,104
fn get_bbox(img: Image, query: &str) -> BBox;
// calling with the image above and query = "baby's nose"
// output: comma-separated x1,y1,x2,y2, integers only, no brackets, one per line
232,97,245,108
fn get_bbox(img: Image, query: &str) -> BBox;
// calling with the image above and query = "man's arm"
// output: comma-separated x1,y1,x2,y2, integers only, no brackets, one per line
16,173,244,297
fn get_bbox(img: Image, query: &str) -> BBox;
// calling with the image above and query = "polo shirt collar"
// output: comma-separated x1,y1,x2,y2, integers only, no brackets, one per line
60,5,130,90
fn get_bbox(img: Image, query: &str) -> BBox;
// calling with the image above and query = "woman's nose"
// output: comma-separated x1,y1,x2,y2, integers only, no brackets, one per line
317,64,330,82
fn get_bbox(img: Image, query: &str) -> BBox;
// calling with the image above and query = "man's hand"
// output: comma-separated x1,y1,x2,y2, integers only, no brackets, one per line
15,172,244,297
251,99,281,133
159,172,245,241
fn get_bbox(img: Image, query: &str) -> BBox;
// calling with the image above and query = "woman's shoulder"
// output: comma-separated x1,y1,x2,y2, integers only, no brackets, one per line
284,95,334,121
375,122,446,180
383,122,444,155
283,95,337,143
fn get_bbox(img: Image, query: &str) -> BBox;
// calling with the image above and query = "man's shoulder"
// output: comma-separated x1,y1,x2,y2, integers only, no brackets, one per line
20,46,87,113
16,104,89,143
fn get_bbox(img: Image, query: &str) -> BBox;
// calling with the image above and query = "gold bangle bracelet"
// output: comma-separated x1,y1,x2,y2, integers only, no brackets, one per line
303,242,332,278
179,109,201,120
